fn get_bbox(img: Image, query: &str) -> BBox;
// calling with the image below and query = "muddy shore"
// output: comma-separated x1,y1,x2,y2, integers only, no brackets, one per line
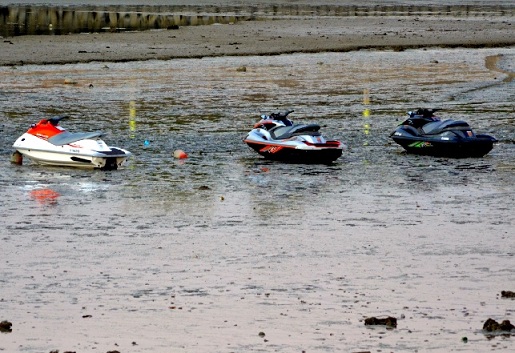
1,2,514,353
1,9,514,66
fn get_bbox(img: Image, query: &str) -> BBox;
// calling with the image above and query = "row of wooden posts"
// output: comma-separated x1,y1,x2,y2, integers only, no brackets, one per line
1,4,513,36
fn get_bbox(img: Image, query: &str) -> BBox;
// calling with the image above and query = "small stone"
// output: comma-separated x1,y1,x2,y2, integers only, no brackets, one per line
0,320,12,332
364,316,397,328
10,151,23,165
483,318,515,332
499,320,515,331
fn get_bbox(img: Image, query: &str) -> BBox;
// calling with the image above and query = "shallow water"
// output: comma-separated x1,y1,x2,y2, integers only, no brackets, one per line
0,48,514,353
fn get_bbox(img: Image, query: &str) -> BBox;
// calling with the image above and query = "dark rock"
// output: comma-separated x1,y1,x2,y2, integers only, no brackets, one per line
501,290,515,298
499,320,514,331
364,316,397,328
483,318,515,332
0,320,12,332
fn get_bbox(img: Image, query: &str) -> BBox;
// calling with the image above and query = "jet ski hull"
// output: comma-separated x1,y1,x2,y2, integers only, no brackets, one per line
245,140,343,164
14,147,130,169
391,135,496,158
13,132,131,170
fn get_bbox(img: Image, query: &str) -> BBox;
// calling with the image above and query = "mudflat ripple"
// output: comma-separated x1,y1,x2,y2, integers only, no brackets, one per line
0,48,514,352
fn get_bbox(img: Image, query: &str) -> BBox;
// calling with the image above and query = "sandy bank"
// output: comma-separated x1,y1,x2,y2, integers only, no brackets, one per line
1,15,514,66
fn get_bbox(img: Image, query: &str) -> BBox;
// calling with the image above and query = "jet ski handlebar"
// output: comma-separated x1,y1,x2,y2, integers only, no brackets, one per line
408,108,439,118
47,115,69,126
269,110,294,119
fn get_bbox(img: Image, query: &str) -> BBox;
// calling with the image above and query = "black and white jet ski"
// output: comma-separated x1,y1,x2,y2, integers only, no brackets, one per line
244,110,344,163
12,116,131,170
390,108,497,158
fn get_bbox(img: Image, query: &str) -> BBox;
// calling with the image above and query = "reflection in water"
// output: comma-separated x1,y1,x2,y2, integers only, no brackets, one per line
129,100,137,138
29,188,60,205
2,3,512,37
362,88,371,146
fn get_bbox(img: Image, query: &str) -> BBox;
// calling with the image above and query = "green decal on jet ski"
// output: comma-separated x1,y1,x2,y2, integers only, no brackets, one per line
408,141,432,148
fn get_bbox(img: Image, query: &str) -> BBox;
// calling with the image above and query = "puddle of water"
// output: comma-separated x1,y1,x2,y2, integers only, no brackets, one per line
0,48,514,353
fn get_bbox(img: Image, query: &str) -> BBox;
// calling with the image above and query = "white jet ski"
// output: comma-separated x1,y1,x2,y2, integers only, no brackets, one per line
244,110,344,164
12,116,131,170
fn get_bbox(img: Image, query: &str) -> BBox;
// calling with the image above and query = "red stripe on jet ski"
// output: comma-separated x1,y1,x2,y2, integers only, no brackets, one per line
259,145,284,154
302,141,342,148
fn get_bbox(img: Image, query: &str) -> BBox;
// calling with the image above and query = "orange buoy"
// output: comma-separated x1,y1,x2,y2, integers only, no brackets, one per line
173,149,188,159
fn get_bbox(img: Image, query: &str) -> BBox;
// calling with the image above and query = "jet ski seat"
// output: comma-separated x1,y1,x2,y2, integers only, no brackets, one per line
48,131,104,146
422,119,470,135
401,125,420,136
271,124,321,140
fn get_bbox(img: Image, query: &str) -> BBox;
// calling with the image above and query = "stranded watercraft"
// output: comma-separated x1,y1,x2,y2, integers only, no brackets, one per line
390,108,496,158
12,116,131,170
244,110,343,163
